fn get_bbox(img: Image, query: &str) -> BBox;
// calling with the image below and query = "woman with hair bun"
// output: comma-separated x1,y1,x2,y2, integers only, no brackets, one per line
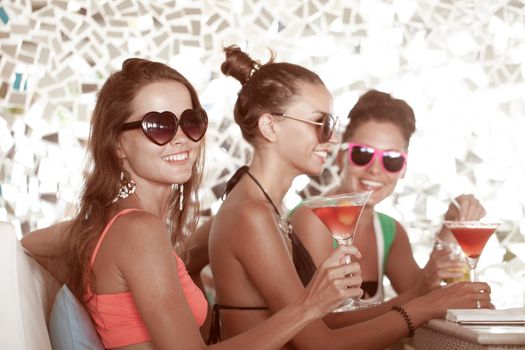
209,45,491,349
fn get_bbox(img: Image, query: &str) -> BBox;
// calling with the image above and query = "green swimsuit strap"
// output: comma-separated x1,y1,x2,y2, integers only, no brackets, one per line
377,212,396,268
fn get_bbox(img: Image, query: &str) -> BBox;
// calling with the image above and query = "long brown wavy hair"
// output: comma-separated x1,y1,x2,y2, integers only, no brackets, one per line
57,58,205,303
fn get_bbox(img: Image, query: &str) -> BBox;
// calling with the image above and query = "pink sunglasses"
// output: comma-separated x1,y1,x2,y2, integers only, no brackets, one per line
341,142,407,173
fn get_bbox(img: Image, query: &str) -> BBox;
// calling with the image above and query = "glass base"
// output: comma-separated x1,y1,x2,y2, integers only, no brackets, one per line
332,298,382,313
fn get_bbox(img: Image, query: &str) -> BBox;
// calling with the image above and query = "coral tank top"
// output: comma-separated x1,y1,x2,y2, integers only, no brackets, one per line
85,209,208,348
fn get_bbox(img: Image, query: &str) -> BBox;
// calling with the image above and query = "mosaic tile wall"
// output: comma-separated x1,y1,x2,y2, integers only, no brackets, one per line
1,0,524,307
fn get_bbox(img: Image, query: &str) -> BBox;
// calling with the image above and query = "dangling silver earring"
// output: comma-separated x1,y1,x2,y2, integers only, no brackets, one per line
179,184,184,211
112,171,136,203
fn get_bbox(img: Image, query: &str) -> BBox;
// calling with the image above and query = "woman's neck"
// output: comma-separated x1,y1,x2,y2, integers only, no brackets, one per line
126,178,173,219
248,152,296,206
359,204,375,224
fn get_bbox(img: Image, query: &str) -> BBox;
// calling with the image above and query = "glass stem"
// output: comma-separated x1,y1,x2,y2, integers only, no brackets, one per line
465,257,478,282
337,238,352,264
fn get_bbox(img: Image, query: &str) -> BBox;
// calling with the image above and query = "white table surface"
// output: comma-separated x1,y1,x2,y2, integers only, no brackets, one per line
425,319,525,345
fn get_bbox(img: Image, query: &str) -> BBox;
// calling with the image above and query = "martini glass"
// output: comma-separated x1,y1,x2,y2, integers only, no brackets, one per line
443,221,500,282
304,191,374,312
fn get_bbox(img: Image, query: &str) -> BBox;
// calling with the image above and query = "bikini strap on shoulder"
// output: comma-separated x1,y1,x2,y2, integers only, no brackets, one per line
88,208,143,267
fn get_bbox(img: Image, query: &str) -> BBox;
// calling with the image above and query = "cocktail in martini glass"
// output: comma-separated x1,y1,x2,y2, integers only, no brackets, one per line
304,191,373,312
443,221,500,282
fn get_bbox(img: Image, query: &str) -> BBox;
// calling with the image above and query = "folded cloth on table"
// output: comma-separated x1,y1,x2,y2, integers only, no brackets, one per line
446,307,525,325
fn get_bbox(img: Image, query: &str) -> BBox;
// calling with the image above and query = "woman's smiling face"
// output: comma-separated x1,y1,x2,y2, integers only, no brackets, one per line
275,82,337,176
117,80,201,188
339,120,408,207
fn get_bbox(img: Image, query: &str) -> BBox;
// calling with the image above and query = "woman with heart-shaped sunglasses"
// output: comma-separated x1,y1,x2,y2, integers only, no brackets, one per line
21,58,366,350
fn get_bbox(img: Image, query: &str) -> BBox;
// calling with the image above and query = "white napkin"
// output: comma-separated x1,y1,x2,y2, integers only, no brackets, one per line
446,307,525,325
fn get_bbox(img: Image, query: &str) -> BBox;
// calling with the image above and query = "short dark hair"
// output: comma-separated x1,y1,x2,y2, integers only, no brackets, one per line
342,89,416,146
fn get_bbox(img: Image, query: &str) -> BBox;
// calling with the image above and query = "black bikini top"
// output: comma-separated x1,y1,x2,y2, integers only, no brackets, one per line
224,166,316,287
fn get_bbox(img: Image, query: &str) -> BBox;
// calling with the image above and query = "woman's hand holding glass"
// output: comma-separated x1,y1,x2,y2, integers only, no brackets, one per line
417,245,467,293
406,281,492,320
438,194,486,285
298,245,363,317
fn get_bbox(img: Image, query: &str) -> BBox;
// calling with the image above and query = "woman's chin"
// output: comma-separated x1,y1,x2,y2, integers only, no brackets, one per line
303,163,324,177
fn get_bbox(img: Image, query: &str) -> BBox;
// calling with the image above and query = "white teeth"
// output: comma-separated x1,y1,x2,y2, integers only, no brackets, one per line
162,152,188,162
361,179,383,188
314,150,327,158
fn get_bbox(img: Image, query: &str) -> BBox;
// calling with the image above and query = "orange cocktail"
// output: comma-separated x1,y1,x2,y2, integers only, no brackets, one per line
444,221,500,282
304,191,372,312
311,205,362,243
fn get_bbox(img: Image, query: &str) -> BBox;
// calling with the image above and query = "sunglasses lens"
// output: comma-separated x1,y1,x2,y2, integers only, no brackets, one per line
321,114,335,142
350,145,374,166
180,108,208,142
382,152,405,172
144,112,177,145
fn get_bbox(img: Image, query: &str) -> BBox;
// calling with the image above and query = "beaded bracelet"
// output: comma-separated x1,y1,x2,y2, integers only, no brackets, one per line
392,305,415,337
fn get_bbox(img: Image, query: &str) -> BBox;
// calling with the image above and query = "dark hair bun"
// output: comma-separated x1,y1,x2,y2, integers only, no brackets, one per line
221,45,258,86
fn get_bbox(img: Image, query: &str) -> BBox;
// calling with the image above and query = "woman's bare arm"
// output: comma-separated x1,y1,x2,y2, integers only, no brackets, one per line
186,217,214,338
20,221,71,272
186,217,213,274
291,205,465,328
216,202,439,349
256,203,489,349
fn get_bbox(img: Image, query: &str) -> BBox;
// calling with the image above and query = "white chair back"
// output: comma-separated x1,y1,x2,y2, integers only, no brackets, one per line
0,222,57,350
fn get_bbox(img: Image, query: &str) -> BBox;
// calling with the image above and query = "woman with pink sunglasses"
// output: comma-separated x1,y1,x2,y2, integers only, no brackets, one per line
290,89,487,318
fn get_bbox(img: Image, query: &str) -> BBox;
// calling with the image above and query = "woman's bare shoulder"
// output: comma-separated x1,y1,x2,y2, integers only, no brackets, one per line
218,197,275,224
104,210,175,272
213,197,281,241
108,210,170,245
289,203,314,222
